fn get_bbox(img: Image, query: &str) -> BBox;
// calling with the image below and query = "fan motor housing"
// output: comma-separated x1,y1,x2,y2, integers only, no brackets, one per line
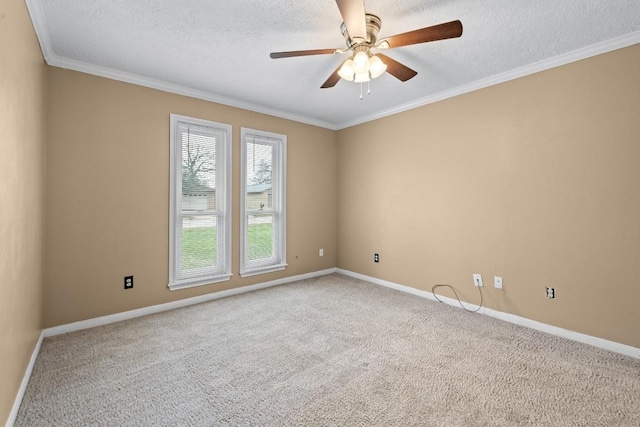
341,13,382,47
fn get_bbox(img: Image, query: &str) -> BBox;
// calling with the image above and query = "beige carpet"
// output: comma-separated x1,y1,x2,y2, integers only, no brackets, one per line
15,273,640,426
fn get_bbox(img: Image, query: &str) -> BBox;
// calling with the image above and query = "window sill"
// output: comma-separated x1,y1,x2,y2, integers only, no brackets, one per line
239,263,287,278
168,273,232,291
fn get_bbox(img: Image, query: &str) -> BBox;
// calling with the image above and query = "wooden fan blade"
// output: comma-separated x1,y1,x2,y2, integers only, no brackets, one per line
377,54,417,82
270,49,338,59
336,0,367,40
321,64,342,89
382,20,463,49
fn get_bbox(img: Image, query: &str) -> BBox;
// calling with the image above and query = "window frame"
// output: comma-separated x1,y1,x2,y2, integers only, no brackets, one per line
168,114,232,290
239,127,287,277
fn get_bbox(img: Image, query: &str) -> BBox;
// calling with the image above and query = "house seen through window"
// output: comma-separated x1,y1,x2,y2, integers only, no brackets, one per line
169,114,232,290
240,128,287,277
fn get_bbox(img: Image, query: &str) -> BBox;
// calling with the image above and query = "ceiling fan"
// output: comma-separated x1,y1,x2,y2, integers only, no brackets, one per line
269,0,463,89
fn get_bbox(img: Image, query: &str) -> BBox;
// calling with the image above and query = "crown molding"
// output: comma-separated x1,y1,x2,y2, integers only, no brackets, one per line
46,55,339,130
336,31,640,129
24,1,336,130
25,0,639,131
25,0,54,63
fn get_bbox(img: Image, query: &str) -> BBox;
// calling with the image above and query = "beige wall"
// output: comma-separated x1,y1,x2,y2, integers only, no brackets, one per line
42,44,640,348
44,68,338,327
0,0,46,423
337,44,640,348
4,7,638,419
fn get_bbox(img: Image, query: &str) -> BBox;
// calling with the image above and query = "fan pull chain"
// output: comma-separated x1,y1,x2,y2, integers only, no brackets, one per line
359,81,372,100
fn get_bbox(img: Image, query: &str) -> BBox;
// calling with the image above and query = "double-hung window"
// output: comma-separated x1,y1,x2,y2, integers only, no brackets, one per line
240,128,287,277
169,114,232,290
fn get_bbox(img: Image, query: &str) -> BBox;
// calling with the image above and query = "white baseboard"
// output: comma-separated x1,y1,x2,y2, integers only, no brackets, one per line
6,269,332,425
44,268,337,337
336,269,640,360
13,266,635,426
6,331,44,427
8,268,336,426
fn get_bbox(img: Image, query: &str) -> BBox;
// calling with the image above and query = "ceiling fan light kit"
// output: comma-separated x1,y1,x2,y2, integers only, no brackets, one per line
368,55,387,79
337,59,355,81
270,0,463,94
353,51,370,72
338,49,387,83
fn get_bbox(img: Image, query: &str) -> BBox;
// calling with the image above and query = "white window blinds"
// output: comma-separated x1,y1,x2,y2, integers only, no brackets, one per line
240,128,287,277
169,114,232,290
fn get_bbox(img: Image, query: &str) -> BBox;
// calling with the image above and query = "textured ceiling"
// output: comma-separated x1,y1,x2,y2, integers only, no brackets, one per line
26,0,640,129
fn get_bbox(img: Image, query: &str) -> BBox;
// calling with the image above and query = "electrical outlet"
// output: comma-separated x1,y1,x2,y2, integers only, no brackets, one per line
319,248,324,257
374,253,379,263
494,276,503,289
124,276,133,290
546,287,555,298
473,273,483,287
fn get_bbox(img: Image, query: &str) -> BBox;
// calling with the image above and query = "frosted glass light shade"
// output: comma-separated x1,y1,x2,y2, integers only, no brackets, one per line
338,59,355,81
369,55,387,79
353,51,370,73
354,71,370,83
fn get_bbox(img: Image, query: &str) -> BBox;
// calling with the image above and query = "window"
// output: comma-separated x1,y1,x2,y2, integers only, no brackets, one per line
240,128,287,277
169,114,232,290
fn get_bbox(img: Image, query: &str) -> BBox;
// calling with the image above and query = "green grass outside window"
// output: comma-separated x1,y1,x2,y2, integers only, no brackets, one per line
182,223,273,270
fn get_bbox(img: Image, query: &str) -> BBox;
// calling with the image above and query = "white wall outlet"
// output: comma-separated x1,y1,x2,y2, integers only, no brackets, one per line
319,248,324,257
473,273,483,287
494,276,503,289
